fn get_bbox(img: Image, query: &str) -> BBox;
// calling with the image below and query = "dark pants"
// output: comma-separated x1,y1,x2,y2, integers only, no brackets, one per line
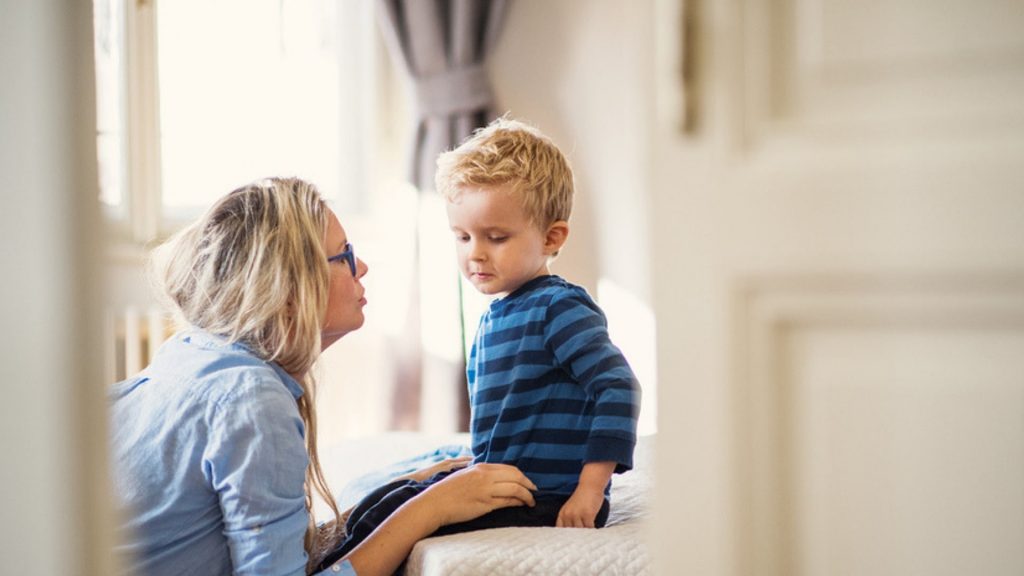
314,471,610,573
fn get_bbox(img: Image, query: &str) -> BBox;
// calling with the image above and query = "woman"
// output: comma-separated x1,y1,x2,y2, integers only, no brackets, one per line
109,178,537,575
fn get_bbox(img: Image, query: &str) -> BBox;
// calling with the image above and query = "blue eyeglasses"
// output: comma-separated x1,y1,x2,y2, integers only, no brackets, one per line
327,242,357,276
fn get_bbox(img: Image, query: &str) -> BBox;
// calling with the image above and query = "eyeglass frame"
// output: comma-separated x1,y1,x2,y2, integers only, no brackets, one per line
327,242,357,276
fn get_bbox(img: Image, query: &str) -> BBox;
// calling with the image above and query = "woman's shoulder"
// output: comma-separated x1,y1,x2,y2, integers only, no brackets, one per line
146,329,304,407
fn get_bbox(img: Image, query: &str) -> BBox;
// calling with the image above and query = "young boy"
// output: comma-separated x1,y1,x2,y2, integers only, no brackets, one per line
435,116,641,529
316,118,639,570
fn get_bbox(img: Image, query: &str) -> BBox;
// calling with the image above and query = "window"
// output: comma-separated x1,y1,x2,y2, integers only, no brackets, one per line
93,0,417,441
93,0,127,214
93,0,394,244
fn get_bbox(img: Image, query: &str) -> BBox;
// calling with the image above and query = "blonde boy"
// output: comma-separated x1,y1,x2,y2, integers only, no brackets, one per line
435,117,641,529
331,120,639,561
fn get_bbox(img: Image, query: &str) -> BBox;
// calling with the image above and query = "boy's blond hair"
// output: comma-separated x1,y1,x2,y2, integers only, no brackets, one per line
435,117,574,228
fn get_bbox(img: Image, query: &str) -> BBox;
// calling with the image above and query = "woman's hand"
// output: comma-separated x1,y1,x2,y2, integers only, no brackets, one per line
419,463,537,527
343,463,535,576
394,456,472,483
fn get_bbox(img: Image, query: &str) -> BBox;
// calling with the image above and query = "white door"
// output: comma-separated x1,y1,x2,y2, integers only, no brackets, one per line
652,1,1024,575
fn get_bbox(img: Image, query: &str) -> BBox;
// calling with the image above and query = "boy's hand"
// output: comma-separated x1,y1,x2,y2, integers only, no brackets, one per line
557,461,616,528
556,485,605,528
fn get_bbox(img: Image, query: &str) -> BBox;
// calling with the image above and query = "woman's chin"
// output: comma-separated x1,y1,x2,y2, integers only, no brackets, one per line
320,321,363,351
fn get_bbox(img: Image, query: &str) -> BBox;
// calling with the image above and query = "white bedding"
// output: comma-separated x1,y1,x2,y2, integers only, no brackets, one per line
319,433,654,576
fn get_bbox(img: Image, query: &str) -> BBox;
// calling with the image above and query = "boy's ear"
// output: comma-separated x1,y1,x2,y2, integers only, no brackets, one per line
543,220,570,255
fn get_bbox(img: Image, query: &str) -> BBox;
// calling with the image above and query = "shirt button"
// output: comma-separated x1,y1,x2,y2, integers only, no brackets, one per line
331,564,342,572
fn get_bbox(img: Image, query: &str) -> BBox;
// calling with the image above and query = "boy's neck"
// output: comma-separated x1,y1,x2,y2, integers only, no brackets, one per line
494,272,555,300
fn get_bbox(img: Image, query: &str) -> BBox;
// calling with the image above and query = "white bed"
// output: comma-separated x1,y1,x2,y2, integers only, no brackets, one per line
318,433,654,576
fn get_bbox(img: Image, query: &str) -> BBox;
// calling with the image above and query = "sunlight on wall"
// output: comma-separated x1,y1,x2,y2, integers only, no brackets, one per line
459,277,490,359
348,180,420,338
418,194,464,363
598,277,658,435
316,180,420,441
417,194,467,433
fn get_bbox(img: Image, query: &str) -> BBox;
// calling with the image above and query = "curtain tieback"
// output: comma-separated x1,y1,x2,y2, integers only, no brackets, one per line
414,64,494,118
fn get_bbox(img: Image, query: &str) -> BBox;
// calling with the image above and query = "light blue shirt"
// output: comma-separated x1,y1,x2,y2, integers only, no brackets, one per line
109,329,356,576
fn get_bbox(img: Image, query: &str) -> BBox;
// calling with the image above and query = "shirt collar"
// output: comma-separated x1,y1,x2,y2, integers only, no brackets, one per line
490,274,558,311
267,362,305,400
179,328,306,400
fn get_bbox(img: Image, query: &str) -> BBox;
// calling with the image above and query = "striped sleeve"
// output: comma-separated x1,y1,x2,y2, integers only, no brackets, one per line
543,291,641,473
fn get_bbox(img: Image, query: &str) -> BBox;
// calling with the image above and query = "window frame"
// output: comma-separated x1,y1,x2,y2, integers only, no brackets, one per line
103,0,393,253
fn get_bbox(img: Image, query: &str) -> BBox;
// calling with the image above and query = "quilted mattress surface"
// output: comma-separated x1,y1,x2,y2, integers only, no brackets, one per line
405,436,654,576
319,433,654,576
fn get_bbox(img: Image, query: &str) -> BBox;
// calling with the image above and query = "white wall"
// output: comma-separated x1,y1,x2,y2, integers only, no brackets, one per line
0,1,116,574
491,0,655,303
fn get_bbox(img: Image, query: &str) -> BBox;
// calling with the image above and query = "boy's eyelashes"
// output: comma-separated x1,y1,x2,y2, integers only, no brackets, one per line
452,232,509,243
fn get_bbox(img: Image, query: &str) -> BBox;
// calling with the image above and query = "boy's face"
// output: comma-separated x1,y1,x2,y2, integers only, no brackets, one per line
446,185,560,298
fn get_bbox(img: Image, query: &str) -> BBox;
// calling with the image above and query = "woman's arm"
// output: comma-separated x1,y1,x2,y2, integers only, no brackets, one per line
392,456,472,483
206,377,316,575
342,463,536,576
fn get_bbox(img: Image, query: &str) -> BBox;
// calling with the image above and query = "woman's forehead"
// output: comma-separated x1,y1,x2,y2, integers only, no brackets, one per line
325,209,347,249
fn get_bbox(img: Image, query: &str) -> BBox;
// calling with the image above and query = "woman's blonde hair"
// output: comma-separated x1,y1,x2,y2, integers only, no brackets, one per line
435,116,574,228
151,177,340,566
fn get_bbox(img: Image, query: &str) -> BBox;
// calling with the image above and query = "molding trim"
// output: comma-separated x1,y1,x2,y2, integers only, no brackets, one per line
732,272,1024,576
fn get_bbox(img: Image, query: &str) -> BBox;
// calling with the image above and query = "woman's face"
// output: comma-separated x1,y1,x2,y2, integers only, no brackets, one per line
321,210,368,350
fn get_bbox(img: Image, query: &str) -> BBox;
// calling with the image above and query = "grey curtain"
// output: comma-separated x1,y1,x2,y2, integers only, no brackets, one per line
375,0,511,432
377,0,510,191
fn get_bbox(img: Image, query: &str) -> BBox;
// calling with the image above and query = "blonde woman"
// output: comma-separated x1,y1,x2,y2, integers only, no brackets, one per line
109,177,536,576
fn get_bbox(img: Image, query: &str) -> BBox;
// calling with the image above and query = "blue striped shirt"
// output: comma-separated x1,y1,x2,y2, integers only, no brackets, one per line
468,275,641,496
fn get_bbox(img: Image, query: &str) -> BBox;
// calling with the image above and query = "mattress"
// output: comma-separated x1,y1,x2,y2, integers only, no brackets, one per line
318,433,654,576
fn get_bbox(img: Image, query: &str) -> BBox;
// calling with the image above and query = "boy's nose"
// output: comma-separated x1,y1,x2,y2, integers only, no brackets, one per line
469,243,487,262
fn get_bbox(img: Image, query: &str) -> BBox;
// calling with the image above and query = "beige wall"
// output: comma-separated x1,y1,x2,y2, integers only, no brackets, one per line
491,0,655,304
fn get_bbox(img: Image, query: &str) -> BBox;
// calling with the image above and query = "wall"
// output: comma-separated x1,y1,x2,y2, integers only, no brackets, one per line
491,0,655,303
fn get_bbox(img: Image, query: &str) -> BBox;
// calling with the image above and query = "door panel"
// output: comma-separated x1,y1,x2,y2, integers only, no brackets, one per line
652,0,1024,574
745,0,1024,144
789,325,1024,576
737,277,1024,576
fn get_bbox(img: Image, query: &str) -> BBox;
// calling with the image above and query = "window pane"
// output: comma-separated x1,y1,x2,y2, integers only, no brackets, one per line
157,0,341,212
93,0,125,210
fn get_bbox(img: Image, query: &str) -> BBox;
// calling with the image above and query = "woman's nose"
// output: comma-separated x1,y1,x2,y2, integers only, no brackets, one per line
356,257,368,278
